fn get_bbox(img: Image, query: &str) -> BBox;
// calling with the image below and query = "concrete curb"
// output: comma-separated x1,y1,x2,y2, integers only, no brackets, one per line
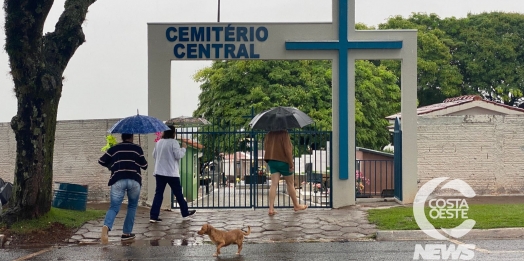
376,228,524,241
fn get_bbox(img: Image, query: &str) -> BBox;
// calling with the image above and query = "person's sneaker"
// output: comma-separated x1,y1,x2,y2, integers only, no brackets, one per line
183,210,196,218
121,234,136,241
149,218,162,223
101,225,109,244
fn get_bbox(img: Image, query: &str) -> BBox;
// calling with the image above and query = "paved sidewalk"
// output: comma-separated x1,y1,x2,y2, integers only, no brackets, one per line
71,203,393,245
62,196,524,245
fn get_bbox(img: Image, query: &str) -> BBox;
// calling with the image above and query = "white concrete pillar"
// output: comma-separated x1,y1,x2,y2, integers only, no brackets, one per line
400,35,418,204
147,26,173,210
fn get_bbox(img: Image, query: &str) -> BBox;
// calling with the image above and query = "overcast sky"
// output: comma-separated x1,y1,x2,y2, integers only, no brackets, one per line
0,0,523,123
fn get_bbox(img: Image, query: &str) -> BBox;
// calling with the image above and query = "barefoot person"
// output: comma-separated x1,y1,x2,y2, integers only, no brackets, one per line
264,130,308,216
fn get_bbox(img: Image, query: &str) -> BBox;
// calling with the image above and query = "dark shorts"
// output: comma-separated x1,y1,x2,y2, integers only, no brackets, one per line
267,160,292,176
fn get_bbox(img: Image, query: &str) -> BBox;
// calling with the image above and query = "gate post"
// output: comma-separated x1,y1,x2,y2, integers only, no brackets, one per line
393,118,403,201
331,55,356,208
400,51,418,204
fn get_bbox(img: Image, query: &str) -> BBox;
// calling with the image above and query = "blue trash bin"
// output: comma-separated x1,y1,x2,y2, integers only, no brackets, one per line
52,183,88,211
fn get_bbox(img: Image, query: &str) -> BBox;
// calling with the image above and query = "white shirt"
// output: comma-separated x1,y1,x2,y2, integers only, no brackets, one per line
152,139,186,177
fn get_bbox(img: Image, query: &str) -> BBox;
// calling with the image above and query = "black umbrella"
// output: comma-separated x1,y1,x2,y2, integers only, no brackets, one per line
249,106,314,131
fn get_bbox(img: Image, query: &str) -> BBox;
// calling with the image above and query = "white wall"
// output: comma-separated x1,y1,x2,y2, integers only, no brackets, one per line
418,115,524,196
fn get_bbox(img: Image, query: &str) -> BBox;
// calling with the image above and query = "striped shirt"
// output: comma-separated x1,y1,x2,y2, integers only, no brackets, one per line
98,141,148,186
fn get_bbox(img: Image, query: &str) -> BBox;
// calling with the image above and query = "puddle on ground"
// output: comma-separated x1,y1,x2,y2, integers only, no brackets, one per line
5,236,208,249
2,243,75,250
119,238,203,247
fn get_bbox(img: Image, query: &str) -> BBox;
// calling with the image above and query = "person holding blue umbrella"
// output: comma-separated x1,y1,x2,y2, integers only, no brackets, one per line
99,113,170,243
98,133,147,243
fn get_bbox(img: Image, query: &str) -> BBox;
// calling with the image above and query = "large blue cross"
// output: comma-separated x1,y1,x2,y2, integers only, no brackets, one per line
285,0,402,180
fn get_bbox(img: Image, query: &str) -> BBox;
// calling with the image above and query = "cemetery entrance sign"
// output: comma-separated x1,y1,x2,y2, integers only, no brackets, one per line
147,0,418,208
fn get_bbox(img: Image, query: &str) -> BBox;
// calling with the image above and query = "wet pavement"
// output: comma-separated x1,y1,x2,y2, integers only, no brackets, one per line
5,239,524,260
178,184,323,208
71,201,396,245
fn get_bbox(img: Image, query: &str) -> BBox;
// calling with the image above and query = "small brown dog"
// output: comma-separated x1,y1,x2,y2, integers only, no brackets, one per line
197,223,251,257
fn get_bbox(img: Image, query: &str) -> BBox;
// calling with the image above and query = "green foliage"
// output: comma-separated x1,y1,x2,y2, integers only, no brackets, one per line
192,124,251,163
193,60,400,150
193,60,333,130
448,12,524,105
380,12,524,107
379,13,465,106
355,61,400,149
5,207,105,234
191,11,524,153
368,204,524,230
191,125,331,164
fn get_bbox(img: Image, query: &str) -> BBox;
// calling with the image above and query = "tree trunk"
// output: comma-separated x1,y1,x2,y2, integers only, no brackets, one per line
7,80,62,222
2,0,97,224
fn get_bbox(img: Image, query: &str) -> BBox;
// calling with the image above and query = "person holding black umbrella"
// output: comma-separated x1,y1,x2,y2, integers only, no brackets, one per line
264,130,308,216
249,106,313,216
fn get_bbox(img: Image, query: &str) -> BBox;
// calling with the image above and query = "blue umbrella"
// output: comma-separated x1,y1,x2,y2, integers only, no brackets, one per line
108,114,170,134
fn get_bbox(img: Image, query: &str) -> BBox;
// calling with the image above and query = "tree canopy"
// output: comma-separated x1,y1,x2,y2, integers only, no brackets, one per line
193,60,400,150
378,14,465,106
380,12,524,107
192,11,524,153
450,12,524,105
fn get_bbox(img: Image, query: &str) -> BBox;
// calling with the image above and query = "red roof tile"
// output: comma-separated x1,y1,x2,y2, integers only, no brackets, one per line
386,95,524,119
443,95,482,102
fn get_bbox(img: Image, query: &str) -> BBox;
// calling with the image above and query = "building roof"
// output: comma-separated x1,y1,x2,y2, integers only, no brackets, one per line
224,151,264,161
356,147,393,158
386,95,524,120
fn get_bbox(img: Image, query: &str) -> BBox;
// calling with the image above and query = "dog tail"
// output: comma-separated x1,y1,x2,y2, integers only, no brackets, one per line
243,226,251,236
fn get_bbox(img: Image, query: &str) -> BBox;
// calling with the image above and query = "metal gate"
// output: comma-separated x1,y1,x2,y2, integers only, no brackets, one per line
393,117,403,201
170,122,332,209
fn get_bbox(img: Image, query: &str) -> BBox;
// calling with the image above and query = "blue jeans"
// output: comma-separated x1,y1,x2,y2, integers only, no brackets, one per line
150,175,189,219
103,179,141,234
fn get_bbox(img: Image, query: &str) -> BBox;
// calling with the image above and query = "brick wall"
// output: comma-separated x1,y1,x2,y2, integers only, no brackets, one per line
418,115,524,196
2,115,523,203
0,119,150,203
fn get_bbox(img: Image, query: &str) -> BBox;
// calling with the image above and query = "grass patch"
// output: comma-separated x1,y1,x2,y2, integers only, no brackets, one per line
368,204,524,230
6,207,105,234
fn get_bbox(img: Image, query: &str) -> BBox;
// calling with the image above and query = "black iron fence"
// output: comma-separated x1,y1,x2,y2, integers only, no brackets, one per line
355,159,394,198
170,123,332,209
